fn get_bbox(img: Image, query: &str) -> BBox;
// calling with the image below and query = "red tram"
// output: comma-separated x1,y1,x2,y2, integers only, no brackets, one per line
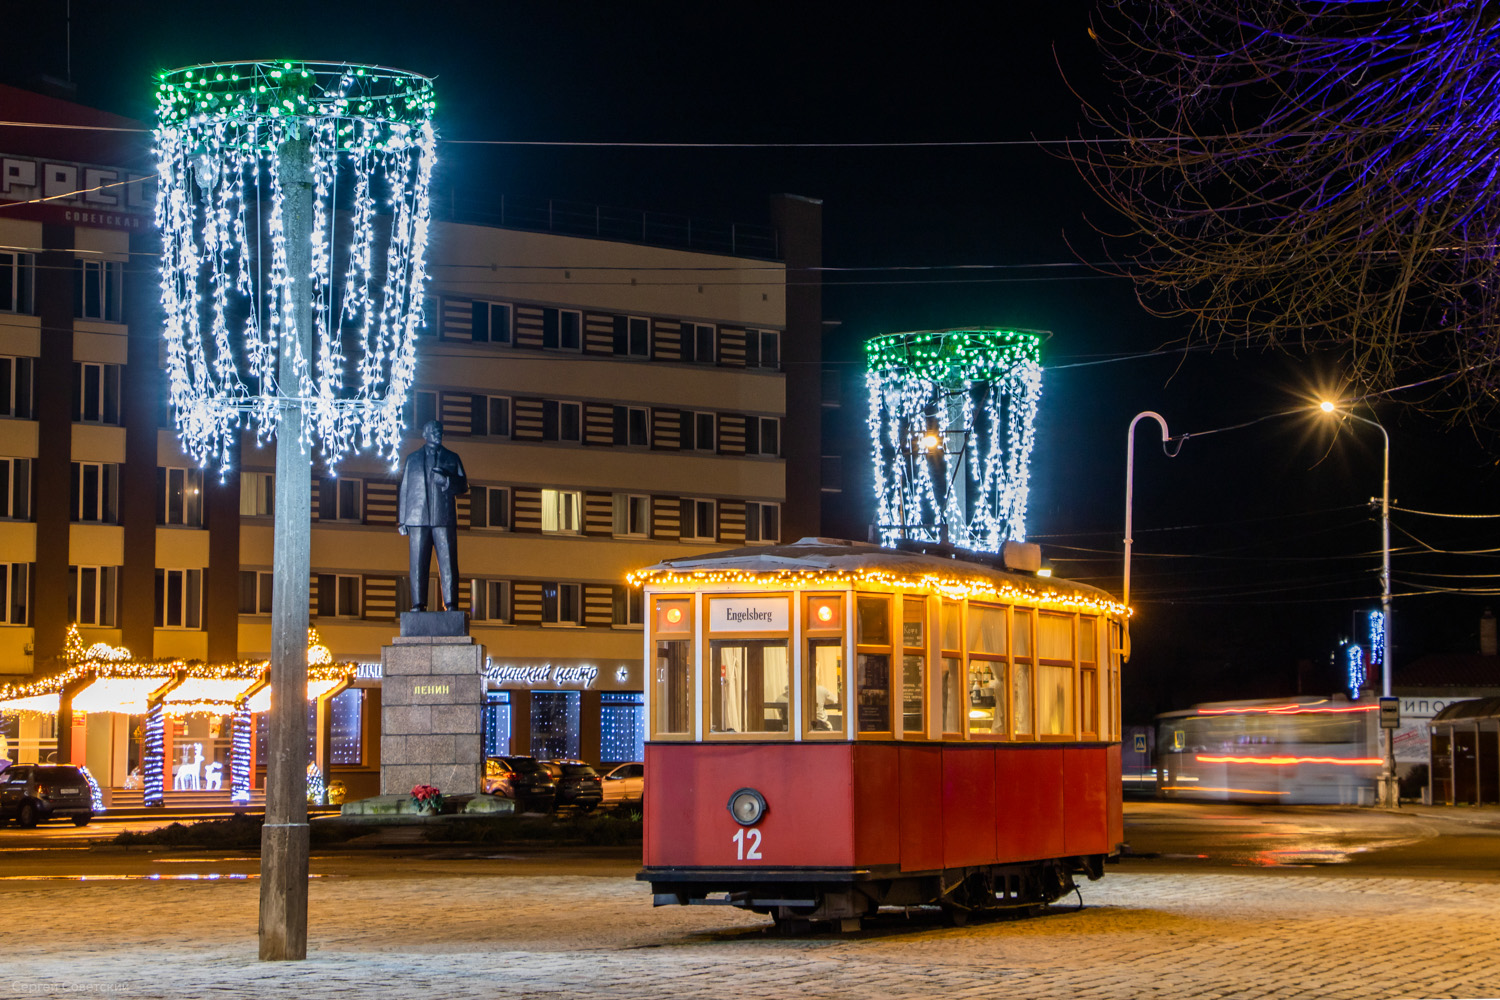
632,537,1129,929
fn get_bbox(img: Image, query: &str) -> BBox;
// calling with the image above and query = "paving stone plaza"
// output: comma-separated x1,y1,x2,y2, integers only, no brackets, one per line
7,863,1499,999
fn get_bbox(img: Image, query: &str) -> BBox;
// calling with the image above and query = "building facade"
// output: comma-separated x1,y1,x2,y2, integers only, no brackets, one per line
0,84,821,803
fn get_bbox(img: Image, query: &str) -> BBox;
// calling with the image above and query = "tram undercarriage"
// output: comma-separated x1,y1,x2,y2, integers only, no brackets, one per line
644,853,1109,931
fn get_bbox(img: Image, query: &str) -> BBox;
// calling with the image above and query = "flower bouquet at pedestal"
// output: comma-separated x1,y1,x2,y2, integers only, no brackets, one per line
410,784,445,816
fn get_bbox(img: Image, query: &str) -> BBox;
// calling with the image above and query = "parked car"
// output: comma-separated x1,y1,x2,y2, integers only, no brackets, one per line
483,756,557,812
600,762,644,809
540,760,603,811
0,764,94,827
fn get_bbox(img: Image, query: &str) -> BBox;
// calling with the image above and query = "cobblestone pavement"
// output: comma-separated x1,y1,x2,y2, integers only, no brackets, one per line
5,865,1500,999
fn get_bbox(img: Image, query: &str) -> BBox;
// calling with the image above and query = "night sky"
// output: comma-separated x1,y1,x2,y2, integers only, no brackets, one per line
4,1,1497,718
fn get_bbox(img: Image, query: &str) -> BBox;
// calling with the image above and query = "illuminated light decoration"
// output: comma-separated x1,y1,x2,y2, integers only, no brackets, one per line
231,706,254,806
143,705,165,808
306,627,332,667
154,61,437,469
78,765,106,813
71,677,174,715
306,761,325,806
1195,755,1384,766
665,607,683,624
1195,702,1377,715
163,675,262,717
631,567,1128,619
1345,643,1366,701
864,329,1044,551
816,605,835,623
244,677,343,715
1367,610,1385,671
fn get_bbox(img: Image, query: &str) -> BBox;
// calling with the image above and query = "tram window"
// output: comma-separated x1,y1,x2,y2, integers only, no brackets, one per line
857,653,892,732
710,640,790,735
967,604,1006,654
1039,666,1074,736
940,656,964,735
1013,610,1033,658
1011,662,1033,736
1038,614,1072,660
940,601,961,652
856,596,889,645
968,658,1004,734
902,655,926,737
1081,616,1097,662
654,639,692,736
806,637,845,734
1080,667,1099,737
902,597,925,649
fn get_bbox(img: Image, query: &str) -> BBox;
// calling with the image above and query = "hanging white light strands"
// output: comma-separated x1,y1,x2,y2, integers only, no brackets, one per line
154,61,437,469
865,328,1045,553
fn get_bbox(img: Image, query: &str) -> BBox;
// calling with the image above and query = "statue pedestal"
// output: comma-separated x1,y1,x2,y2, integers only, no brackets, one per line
400,610,468,637
379,634,485,797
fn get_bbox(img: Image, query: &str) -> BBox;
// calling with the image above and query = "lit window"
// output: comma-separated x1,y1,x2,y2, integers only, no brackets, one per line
240,472,273,516
541,489,581,533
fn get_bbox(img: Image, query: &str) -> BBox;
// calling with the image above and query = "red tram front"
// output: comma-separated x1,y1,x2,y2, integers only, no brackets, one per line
633,537,1128,929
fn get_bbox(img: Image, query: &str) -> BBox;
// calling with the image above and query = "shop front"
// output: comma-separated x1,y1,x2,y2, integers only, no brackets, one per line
477,659,645,765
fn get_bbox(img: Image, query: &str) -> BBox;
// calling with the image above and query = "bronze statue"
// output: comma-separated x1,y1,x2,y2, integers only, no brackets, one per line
398,420,468,611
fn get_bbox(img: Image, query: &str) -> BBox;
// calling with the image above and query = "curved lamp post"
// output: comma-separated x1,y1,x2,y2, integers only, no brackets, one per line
1319,400,1396,808
1123,411,1176,660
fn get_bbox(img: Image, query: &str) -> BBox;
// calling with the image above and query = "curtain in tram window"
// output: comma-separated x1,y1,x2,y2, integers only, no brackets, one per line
763,643,788,731
718,645,745,732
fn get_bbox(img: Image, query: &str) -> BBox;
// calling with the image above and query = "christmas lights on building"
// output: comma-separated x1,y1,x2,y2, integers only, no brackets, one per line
864,328,1044,552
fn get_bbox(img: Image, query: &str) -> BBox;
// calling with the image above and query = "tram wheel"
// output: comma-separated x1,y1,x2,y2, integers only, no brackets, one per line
942,904,970,927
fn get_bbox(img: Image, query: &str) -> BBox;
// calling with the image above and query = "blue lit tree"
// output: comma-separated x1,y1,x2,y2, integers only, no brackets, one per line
1078,2,1500,419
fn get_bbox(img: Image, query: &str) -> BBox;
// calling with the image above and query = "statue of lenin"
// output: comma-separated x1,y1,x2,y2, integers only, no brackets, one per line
398,420,468,611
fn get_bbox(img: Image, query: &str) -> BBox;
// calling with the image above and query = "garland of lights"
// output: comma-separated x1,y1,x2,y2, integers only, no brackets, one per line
629,566,1128,618
231,706,254,805
1345,643,1366,700
143,705,165,808
154,61,437,468
865,329,1043,552
79,765,106,814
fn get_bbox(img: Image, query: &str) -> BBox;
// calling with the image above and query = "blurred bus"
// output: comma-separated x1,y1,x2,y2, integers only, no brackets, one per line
1156,697,1380,804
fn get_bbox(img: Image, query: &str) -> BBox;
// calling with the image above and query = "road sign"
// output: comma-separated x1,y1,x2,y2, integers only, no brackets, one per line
1379,696,1400,730
1133,734,1148,753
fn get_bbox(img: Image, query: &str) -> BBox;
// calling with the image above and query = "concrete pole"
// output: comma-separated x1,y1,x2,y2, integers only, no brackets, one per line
259,124,313,961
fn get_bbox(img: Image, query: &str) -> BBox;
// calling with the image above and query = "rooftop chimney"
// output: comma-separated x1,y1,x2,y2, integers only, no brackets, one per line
1482,608,1497,656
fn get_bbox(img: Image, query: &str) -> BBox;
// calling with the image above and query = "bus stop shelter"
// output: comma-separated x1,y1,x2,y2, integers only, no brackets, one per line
1429,697,1500,805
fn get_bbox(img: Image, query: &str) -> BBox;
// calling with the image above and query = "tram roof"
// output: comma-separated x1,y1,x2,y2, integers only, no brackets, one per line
632,537,1126,616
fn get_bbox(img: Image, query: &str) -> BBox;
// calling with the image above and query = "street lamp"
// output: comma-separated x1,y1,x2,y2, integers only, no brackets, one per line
1320,400,1396,808
1124,411,1178,660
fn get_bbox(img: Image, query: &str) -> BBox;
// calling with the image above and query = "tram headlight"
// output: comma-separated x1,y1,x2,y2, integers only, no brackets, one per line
727,787,767,826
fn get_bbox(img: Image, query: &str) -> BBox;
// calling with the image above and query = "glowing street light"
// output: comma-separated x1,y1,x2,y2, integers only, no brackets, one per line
1319,399,1396,808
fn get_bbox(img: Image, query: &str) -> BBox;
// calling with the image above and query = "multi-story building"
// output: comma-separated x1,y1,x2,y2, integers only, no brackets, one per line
0,83,822,803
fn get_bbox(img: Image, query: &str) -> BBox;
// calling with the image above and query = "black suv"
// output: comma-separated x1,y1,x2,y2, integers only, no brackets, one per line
541,760,603,811
484,756,557,813
0,764,94,827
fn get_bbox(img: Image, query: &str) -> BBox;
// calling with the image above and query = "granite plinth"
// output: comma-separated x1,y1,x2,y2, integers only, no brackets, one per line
380,633,485,797
401,610,468,637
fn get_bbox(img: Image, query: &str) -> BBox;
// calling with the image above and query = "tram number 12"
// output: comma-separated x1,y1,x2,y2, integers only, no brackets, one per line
732,827,763,860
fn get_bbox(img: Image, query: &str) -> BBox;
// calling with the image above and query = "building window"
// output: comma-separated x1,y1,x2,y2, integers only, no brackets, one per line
72,362,121,424
158,467,205,526
408,390,437,432
240,472,273,516
0,457,30,519
745,502,781,544
613,406,648,447
322,477,361,522
686,412,715,452
0,563,30,625
470,300,512,344
239,570,273,615
316,574,361,618
541,308,583,351
612,493,650,537
600,693,646,763
69,565,118,627
71,462,119,523
154,568,203,629
540,489,581,533
614,316,650,357
530,690,581,759
612,585,643,626
541,400,582,443
471,395,511,437
745,330,780,370
682,322,715,363
74,259,122,321
471,579,510,623
681,498,716,542
745,417,780,457
469,486,511,530
0,252,34,314
541,582,581,625
330,689,364,766
483,690,512,757
0,356,35,419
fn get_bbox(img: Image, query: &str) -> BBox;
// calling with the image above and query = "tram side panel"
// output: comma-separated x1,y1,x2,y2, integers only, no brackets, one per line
1062,746,1111,857
644,742,859,868
994,747,1067,862
897,745,945,872
941,745,999,869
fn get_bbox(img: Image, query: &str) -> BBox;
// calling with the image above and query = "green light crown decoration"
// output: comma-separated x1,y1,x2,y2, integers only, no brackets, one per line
154,61,437,467
865,328,1044,551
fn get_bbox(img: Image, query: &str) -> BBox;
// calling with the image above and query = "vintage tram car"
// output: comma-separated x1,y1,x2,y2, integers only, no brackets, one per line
634,537,1128,929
